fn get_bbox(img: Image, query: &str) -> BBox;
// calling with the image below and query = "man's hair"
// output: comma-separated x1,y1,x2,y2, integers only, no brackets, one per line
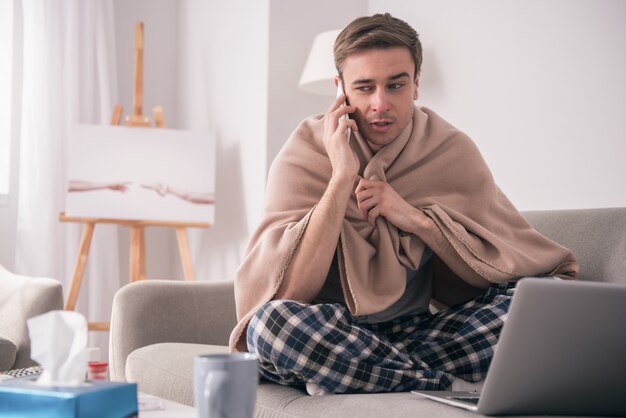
334,13,422,78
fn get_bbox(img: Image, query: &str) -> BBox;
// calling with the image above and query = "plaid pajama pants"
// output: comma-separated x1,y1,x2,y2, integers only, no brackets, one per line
246,282,515,394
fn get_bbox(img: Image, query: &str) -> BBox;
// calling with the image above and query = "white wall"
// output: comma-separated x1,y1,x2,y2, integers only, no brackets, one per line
368,0,626,210
177,0,270,281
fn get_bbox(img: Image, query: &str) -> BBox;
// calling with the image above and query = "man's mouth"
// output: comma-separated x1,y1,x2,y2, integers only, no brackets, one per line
369,119,393,132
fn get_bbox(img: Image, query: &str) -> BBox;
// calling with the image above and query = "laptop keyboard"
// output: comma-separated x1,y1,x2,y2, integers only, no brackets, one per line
451,397,480,405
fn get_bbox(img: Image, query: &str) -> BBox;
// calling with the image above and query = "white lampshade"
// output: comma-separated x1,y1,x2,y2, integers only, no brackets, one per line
299,29,341,96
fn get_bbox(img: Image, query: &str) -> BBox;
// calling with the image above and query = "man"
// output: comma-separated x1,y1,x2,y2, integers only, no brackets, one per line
229,13,578,395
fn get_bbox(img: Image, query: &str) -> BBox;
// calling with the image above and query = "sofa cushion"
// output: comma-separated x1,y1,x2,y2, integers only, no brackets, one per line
0,334,17,371
127,343,485,417
128,342,594,417
125,342,229,406
254,384,487,418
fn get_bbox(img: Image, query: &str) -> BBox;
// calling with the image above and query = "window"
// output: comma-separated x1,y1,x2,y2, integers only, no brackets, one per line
0,0,14,204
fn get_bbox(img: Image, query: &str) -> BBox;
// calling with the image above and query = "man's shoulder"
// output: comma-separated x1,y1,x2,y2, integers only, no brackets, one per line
281,114,325,150
417,105,460,132
296,113,325,134
272,114,326,165
415,105,476,149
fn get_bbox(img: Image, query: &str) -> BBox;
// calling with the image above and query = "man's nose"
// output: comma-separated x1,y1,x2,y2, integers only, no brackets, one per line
370,90,391,113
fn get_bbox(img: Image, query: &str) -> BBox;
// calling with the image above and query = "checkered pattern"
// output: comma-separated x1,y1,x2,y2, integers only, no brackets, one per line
247,282,515,394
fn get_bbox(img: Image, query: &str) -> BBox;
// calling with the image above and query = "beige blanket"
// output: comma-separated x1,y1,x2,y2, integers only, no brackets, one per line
229,106,579,351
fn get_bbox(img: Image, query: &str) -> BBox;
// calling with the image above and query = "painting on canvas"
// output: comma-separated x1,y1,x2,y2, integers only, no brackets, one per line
65,124,215,224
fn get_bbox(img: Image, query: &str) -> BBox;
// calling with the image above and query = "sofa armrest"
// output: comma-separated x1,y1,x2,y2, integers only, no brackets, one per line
109,280,236,381
0,267,64,370
0,334,17,371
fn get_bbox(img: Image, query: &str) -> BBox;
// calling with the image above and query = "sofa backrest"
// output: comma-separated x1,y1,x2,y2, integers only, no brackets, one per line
522,207,626,284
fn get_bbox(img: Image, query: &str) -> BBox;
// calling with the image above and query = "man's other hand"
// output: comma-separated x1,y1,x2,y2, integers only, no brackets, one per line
355,176,423,234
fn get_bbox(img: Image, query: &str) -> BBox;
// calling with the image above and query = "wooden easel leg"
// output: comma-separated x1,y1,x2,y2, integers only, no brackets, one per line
65,223,95,311
176,227,195,281
129,226,146,282
88,322,111,332
110,104,123,125
139,228,146,279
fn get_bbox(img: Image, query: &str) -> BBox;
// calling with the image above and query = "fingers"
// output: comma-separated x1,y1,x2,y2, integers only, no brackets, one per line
337,117,359,138
357,177,381,188
355,178,382,202
110,182,132,192
328,93,349,113
355,182,379,225
327,94,356,124
355,177,387,226
358,197,381,226
324,94,357,149
357,195,377,223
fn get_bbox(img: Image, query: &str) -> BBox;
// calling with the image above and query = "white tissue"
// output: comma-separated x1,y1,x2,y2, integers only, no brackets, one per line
27,310,88,386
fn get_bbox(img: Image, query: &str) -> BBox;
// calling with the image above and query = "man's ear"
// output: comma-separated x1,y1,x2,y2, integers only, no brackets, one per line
413,70,421,101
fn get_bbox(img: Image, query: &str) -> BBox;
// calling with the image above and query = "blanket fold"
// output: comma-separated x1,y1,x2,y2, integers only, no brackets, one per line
229,106,578,352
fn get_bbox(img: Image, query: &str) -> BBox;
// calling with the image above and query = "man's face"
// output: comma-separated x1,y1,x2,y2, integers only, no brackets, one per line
339,47,419,152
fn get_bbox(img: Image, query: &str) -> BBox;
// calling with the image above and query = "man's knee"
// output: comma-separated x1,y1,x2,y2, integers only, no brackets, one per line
246,299,305,355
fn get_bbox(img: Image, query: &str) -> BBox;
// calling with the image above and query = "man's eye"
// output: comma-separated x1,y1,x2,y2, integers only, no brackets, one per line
356,86,372,92
389,83,404,90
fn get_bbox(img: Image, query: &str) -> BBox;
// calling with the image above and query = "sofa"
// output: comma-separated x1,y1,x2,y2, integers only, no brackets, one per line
109,207,626,417
0,264,64,372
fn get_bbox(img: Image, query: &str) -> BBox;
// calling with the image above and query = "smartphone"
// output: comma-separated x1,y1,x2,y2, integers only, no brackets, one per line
337,80,351,139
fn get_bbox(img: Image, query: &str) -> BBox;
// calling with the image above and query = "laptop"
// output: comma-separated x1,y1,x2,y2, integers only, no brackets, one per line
412,278,626,416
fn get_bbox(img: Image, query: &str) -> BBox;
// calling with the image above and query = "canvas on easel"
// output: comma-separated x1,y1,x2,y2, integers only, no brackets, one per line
65,124,215,224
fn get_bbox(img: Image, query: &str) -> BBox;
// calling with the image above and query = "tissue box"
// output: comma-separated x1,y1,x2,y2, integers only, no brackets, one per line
0,377,138,418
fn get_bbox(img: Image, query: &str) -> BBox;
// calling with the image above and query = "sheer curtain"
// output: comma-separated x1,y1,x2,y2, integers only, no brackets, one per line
16,0,121,357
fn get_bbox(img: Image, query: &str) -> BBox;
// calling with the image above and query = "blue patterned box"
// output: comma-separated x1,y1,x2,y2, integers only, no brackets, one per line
0,377,138,418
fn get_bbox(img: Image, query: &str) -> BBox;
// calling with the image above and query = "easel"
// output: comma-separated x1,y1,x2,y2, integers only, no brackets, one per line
61,22,210,332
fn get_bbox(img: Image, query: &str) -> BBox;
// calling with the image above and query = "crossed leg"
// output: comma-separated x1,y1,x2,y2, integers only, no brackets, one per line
247,283,515,394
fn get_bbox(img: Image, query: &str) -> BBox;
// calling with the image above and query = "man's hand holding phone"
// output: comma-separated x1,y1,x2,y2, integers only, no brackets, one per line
336,81,352,141
323,81,359,180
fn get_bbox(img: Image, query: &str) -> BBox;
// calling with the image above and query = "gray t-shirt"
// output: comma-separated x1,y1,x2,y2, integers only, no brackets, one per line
313,247,434,324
